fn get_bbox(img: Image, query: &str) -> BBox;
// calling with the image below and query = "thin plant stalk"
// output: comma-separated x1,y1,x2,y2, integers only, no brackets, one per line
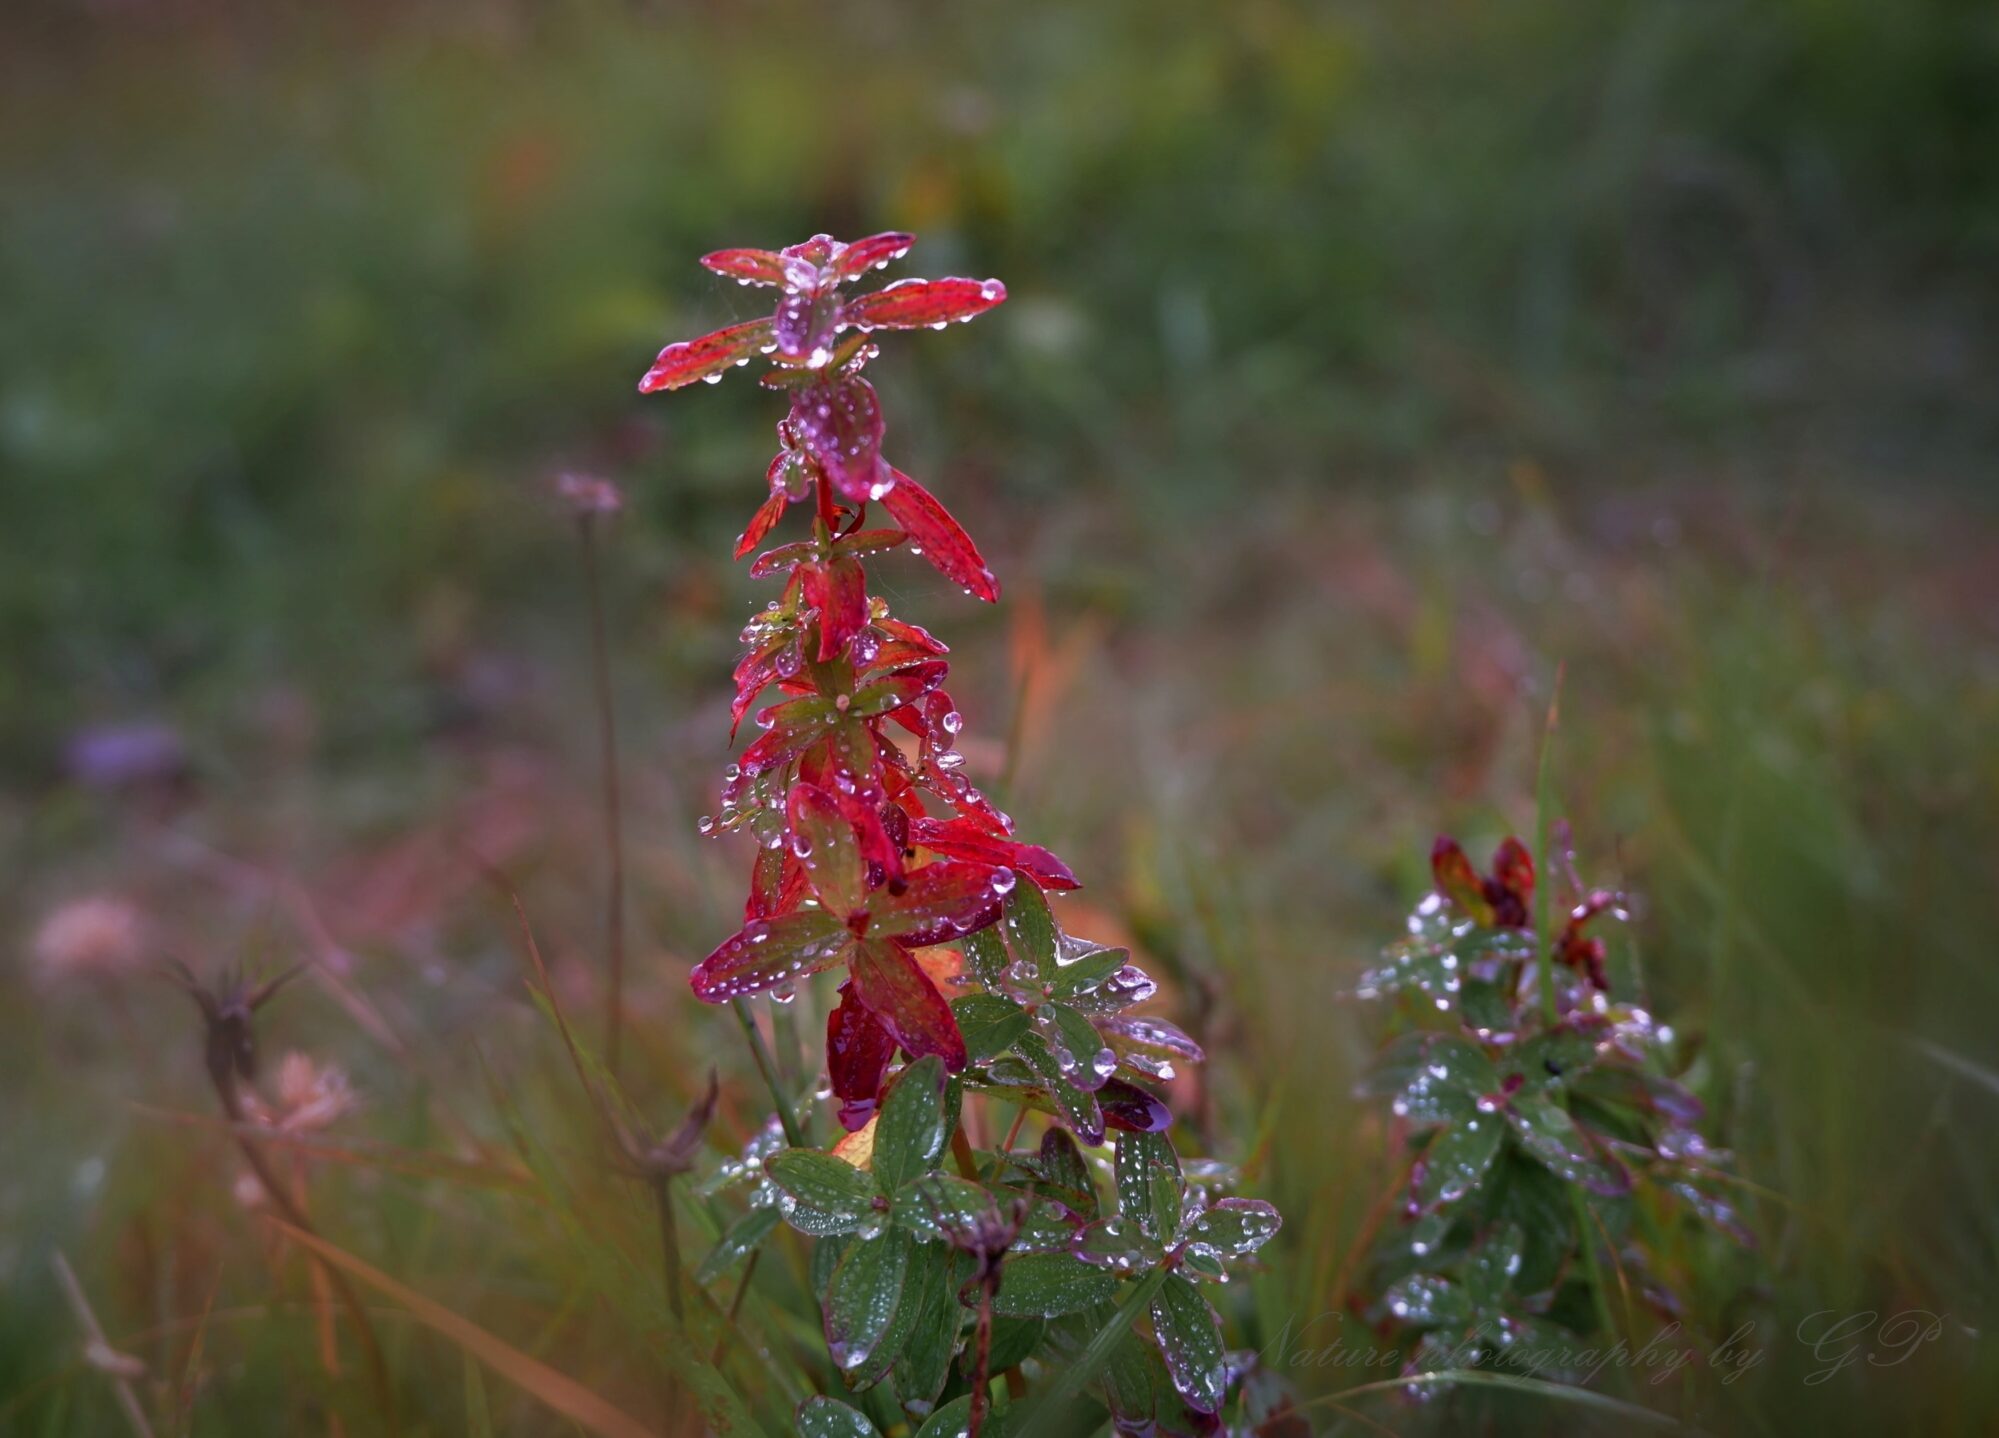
577,513,629,1079
730,998,805,1147
50,1251,156,1438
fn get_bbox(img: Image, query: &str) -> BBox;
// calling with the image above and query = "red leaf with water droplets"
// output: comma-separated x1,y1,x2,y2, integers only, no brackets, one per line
846,277,1008,331
735,490,788,560
880,468,998,602
1431,836,1496,927
907,816,1078,890
789,375,886,505
701,248,789,287
788,782,869,920
689,910,851,1002
851,660,949,718
746,844,808,921
830,232,915,283
827,984,898,1129
849,939,968,1071
802,553,869,661
871,863,1004,948
637,318,774,393
1099,1079,1174,1134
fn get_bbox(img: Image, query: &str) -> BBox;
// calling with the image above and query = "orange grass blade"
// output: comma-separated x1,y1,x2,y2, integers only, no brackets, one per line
263,1219,659,1438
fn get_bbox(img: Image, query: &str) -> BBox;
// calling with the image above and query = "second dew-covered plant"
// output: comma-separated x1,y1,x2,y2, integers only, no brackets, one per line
640,233,1279,1435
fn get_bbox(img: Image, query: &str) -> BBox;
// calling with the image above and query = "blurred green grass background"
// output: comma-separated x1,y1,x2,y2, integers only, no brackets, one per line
3,0,1997,1433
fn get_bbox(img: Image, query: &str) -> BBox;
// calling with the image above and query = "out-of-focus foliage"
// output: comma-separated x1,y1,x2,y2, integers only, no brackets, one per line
2,0,1995,761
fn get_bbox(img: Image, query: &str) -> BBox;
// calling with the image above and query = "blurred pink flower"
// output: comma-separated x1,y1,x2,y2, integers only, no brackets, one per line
31,896,147,985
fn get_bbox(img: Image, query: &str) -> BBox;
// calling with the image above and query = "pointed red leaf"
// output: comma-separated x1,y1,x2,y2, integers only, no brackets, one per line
735,490,789,560
849,939,967,1071
845,277,1007,332
831,232,915,283
701,248,789,287
803,553,869,661
907,816,1078,890
689,910,851,1002
871,863,1004,948
749,541,817,579
637,318,774,393
827,984,898,1129
1431,836,1496,927
880,468,998,602
851,660,949,718
1489,837,1536,922
746,844,808,921
788,782,870,921
789,375,887,505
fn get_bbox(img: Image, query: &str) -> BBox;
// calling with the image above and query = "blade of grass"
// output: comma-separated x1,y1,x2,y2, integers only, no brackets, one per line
1014,1268,1167,1429
1297,1367,1710,1433
264,1219,659,1438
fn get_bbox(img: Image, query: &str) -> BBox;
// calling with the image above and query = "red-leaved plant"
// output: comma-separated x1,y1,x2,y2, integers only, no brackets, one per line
642,234,1282,1435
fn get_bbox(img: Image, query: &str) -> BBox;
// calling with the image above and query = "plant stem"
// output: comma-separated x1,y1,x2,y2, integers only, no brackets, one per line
968,1281,997,1438
710,1248,760,1367
650,1178,685,1325
1533,664,1563,1026
51,1252,156,1438
731,998,805,1147
578,516,628,1079
1018,1267,1166,1428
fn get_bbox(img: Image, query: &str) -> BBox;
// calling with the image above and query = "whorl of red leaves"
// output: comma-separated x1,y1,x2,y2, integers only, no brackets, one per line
643,234,1121,1123
1430,834,1616,988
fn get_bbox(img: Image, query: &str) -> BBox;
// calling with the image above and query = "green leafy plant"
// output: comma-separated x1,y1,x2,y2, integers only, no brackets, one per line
1355,832,1750,1384
641,232,1283,1433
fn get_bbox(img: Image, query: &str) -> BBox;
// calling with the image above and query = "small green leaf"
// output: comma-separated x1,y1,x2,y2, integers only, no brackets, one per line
1007,1031,1104,1143
1180,1197,1282,1263
893,1174,995,1241
1002,883,1058,978
951,993,1032,1063
1015,1127,1099,1218
1394,1035,1498,1126
1414,1112,1504,1210
812,1233,849,1301
1115,1130,1183,1244
1036,1003,1114,1091
1464,1221,1525,1306
825,1232,912,1374
1505,1093,1629,1194
875,1056,949,1192
991,1252,1122,1317
796,1394,881,1437
1149,1272,1226,1414
892,1242,959,1413
1506,1023,1606,1092
1010,1197,1086,1254
1044,942,1132,1002
766,1150,881,1235
960,926,1009,987
976,1315,1045,1377
696,1204,781,1285
1382,1271,1473,1328
1073,1215,1163,1273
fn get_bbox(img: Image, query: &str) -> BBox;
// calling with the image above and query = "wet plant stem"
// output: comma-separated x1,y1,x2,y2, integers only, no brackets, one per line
577,515,628,1080
968,1279,997,1438
730,998,804,1147
1533,666,1563,1025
